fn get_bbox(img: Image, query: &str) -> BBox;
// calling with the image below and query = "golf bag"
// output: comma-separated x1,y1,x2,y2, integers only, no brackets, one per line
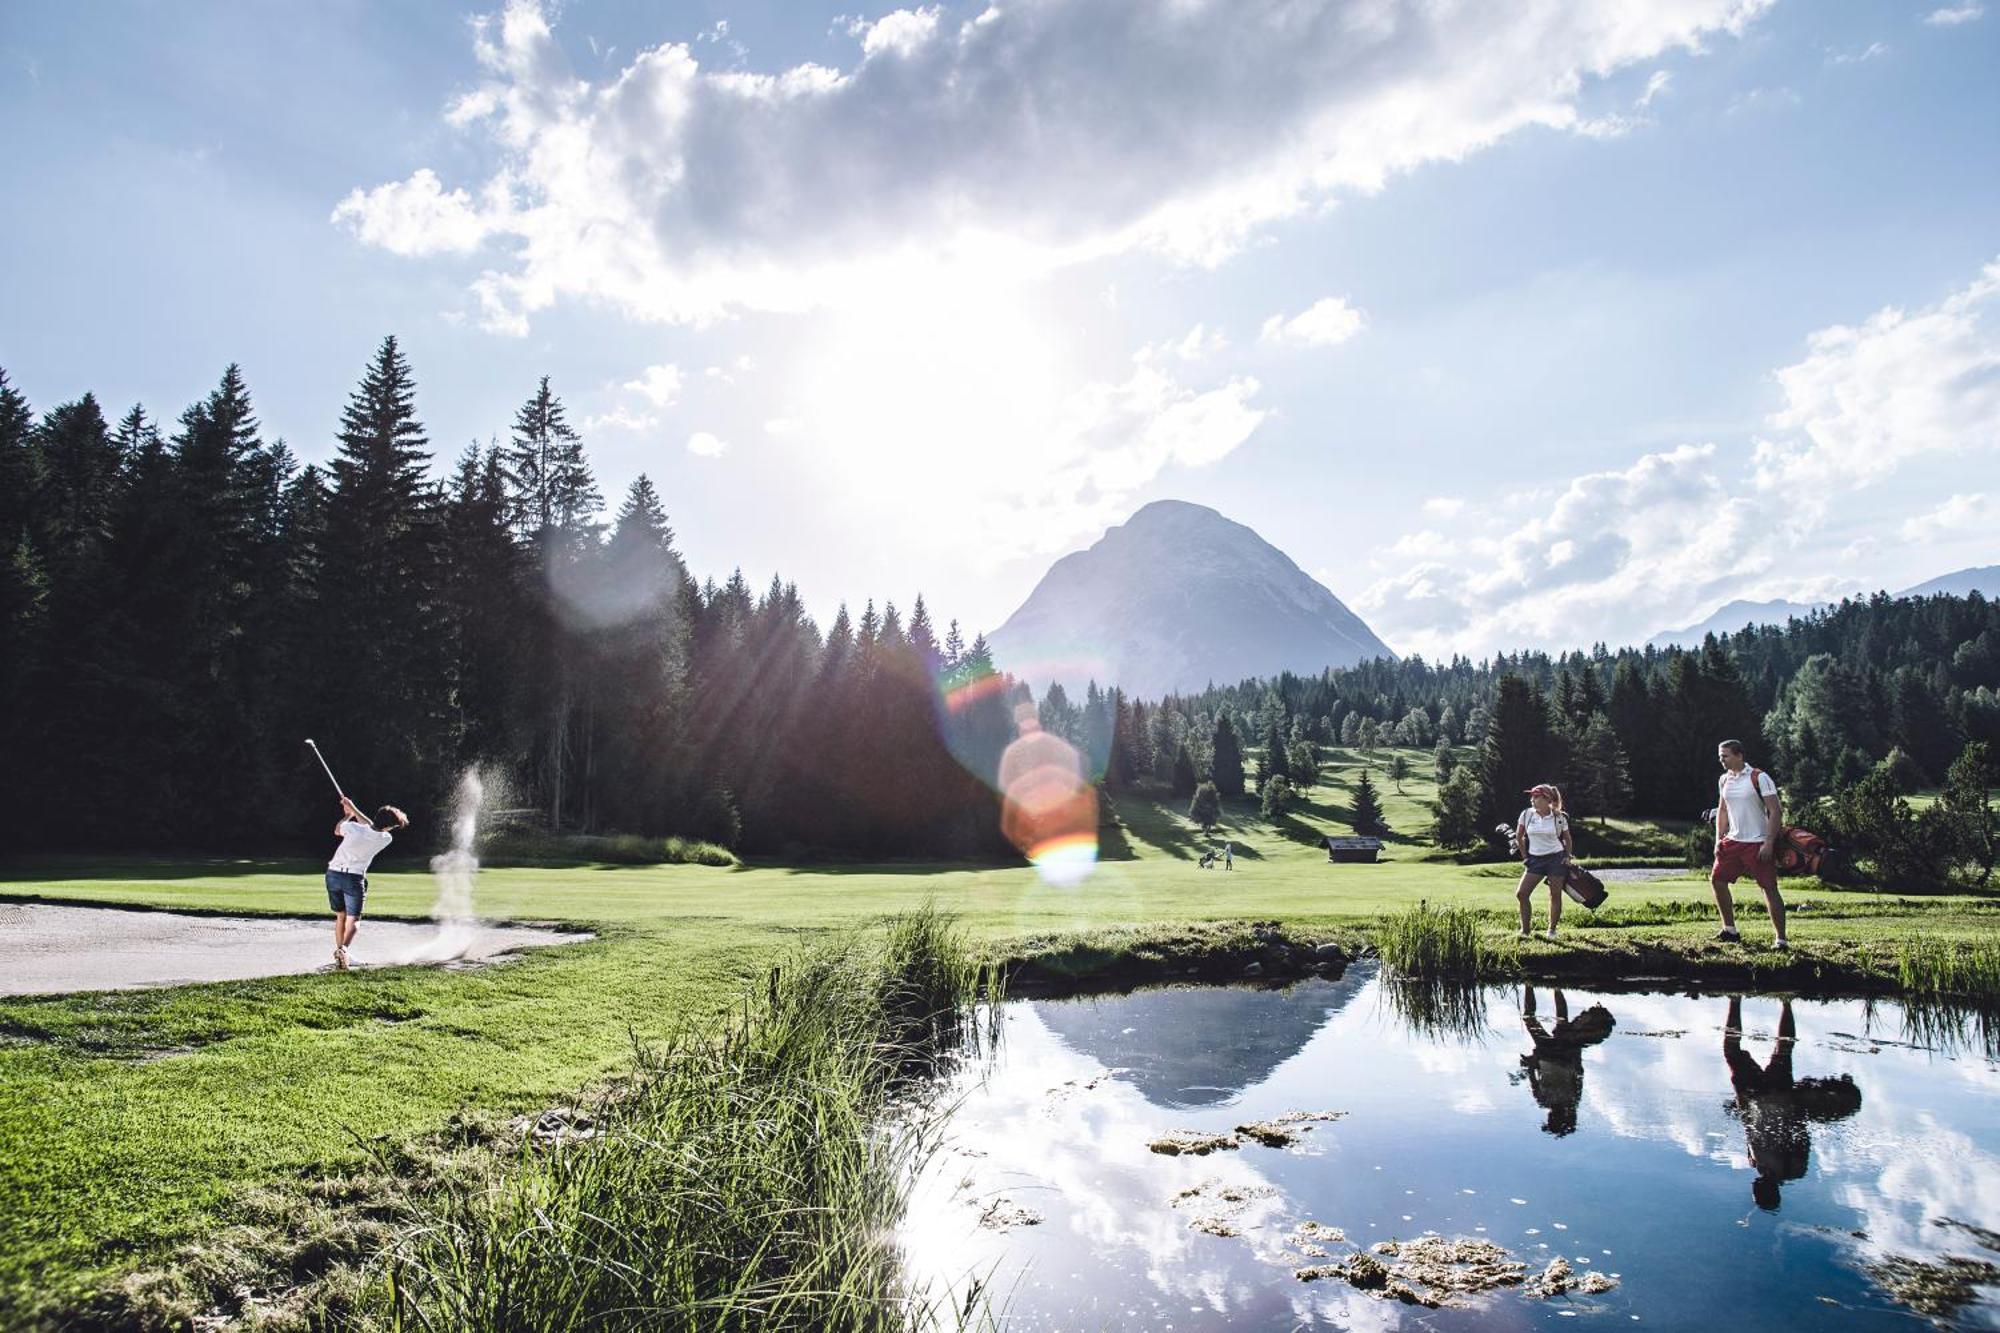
1560,858,1609,909
1774,825,1834,878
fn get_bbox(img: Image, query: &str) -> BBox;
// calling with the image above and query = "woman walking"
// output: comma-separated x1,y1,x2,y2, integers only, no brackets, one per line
1515,783,1572,941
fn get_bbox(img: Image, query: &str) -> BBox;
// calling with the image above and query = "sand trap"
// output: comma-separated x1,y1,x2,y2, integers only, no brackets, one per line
0,902,589,996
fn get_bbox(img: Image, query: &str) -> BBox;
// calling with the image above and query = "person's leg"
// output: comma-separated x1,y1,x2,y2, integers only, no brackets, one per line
1516,871,1541,934
1546,876,1566,936
332,911,347,958
1710,847,1741,936
1755,860,1787,945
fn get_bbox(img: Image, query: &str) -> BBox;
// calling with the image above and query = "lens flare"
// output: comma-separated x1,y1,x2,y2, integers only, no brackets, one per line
997,703,1099,886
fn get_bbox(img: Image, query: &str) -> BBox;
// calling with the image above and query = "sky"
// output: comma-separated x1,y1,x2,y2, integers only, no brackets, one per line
3,0,1998,661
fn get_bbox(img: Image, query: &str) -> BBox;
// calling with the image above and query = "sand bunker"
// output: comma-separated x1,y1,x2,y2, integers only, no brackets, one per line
0,902,588,995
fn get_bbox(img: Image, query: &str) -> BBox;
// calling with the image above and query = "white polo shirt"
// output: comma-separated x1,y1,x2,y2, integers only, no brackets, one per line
1718,768,1779,844
329,820,393,874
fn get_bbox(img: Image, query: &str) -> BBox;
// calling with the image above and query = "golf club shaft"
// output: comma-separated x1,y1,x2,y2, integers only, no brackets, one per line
305,739,350,804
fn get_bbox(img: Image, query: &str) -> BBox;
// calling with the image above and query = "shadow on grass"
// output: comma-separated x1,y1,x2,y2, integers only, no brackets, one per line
2,853,323,882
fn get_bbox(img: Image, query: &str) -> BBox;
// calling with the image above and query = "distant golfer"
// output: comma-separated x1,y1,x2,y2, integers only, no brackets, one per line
1710,740,1787,949
327,796,409,970
1223,841,1234,871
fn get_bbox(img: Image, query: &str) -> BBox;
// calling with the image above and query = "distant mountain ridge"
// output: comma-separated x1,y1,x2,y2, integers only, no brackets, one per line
987,500,1392,701
1647,564,1999,648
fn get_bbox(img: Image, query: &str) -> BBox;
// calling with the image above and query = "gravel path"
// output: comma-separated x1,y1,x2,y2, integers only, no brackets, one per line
1591,866,1694,882
0,902,587,995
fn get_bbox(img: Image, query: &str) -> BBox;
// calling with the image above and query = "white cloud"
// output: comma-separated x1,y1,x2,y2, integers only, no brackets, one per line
336,0,1773,331
1757,259,2000,490
1137,323,1229,364
763,417,803,437
582,406,660,433
687,431,730,457
328,168,492,256
1636,69,1673,107
1827,41,1890,65
1726,85,1801,115
1925,3,1984,24
1354,258,2000,656
1421,497,1467,518
1260,297,1366,348
622,363,683,407
1900,493,1995,541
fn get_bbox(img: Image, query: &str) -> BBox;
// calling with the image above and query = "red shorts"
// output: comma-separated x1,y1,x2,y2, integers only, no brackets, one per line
1712,838,1778,892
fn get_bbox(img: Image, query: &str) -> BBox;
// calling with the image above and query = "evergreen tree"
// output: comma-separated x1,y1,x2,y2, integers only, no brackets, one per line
1188,780,1221,833
1171,742,1199,798
1287,738,1320,790
1433,740,1456,785
1350,768,1388,835
1388,753,1410,794
1262,715,1290,791
501,376,599,540
1260,773,1293,821
320,338,449,810
1575,712,1633,825
1431,764,1484,850
1211,710,1246,798
1479,674,1550,829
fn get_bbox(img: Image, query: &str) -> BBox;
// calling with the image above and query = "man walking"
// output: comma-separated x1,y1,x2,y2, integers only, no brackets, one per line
1710,739,1787,949
326,795,408,970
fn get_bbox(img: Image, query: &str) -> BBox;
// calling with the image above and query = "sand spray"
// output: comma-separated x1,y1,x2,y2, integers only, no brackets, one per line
391,766,486,963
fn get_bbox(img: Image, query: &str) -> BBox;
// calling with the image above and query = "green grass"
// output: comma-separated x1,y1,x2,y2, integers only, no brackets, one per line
2,747,1995,1325
1375,902,1504,980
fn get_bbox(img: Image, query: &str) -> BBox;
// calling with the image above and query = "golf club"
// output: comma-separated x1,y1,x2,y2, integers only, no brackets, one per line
304,738,352,805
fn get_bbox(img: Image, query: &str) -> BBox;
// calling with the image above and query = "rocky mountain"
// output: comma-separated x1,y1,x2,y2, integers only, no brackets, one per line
987,499,1392,701
1647,564,1998,648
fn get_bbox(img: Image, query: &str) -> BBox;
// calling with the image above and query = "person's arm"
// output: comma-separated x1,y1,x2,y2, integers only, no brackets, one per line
1517,818,1530,859
1560,815,1573,857
1715,785,1731,843
1759,781,1782,863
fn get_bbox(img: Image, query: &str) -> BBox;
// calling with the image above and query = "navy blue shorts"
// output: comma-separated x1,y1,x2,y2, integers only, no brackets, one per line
1524,851,1567,878
326,870,367,916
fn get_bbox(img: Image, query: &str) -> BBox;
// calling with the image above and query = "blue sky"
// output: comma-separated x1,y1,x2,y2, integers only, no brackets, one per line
4,0,1997,659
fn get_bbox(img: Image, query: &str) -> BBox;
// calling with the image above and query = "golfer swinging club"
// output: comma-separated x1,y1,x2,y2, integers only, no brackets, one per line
328,797,408,969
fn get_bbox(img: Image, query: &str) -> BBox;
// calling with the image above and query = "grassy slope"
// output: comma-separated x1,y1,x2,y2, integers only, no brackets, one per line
0,746,1990,1316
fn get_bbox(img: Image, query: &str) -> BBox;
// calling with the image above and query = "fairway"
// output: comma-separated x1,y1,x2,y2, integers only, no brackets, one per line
2,759,1994,1325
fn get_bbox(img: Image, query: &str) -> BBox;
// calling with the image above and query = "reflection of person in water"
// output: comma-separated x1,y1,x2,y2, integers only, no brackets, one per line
1517,986,1616,1136
1723,996,1863,1210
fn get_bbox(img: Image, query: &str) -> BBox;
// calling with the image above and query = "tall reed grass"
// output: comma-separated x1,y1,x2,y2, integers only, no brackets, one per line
1374,901,1499,981
362,909,989,1332
1895,935,2000,1000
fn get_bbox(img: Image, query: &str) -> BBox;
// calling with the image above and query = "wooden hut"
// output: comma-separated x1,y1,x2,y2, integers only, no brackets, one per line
1325,836,1383,864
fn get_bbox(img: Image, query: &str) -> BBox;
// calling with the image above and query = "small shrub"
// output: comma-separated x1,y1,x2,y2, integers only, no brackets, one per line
1376,902,1493,981
1897,935,2000,1000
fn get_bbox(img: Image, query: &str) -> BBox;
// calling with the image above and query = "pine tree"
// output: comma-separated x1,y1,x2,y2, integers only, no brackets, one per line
1171,742,1199,797
1576,712,1633,825
501,376,599,540
1479,674,1550,828
1431,764,1484,849
1351,768,1387,835
1188,780,1222,833
1262,715,1290,791
320,337,449,809
1260,773,1293,821
1211,710,1246,798
1433,740,1456,785
907,594,941,678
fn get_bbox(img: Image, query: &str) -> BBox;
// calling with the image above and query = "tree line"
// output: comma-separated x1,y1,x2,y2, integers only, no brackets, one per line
0,347,1019,858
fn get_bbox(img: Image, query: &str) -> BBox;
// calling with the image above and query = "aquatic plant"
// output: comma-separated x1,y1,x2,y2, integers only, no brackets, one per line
1374,902,1495,981
1895,934,2000,1001
360,914,988,1332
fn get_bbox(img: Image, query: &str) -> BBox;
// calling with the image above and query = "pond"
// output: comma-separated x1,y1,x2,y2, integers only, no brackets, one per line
902,967,2000,1330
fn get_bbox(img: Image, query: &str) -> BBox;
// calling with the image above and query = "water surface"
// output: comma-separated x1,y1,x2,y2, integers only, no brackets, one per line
903,968,2000,1329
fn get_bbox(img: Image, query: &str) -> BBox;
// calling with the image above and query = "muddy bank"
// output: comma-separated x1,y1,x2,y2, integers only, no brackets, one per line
998,917,1947,1003
0,902,590,995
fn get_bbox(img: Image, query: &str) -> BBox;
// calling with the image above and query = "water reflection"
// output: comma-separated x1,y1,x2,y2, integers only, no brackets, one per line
1723,996,1863,1210
903,970,2000,1331
1515,986,1616,1137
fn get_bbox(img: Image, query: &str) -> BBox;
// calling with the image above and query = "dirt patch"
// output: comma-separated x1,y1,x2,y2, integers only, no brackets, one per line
1155,1108,1349,1154
1374,1236,1527,1299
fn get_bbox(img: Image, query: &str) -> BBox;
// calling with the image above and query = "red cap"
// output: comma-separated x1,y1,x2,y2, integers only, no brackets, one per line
1525,784,1558,797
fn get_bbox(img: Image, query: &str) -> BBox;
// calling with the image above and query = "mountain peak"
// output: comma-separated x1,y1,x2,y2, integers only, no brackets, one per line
988,502,1392,699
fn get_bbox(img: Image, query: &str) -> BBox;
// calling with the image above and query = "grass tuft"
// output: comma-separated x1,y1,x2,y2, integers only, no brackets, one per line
1895,935,2000,1000
1374,902,1497,981
354,912,986,1332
